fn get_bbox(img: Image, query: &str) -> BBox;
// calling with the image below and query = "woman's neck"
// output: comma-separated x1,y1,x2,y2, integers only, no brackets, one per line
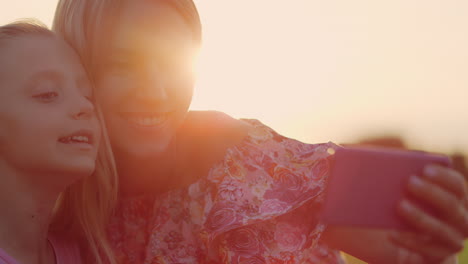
115,112,253,197
115,146,183,197
0,163,58,264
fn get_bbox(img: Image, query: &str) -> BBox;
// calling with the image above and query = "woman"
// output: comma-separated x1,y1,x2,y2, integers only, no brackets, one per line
0,21,117,264
53,1,468,263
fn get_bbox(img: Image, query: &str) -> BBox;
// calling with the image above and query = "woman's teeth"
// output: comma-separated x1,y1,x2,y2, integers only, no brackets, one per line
125,115,167,126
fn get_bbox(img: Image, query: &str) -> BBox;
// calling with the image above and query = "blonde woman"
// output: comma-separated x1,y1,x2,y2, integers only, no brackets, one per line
54,1,467,263
0,21,117,264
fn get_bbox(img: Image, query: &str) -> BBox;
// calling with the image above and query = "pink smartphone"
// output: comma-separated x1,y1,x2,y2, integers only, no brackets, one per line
320,146,451,230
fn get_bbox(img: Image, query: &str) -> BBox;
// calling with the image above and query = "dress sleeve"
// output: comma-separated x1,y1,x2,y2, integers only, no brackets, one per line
201,119,345,263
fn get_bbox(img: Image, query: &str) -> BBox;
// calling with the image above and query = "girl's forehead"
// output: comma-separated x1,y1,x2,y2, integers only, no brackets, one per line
2,36,67,66
0,35,86,86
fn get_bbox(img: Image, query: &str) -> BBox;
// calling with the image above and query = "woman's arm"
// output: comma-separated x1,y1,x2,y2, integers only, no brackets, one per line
322,226,402,263
322,165,467,264
322,226,459,263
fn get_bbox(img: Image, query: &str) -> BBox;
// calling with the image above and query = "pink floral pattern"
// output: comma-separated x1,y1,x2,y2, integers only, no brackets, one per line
108,119,345,264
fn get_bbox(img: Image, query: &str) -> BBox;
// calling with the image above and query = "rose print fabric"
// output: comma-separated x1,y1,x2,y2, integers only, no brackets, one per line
108,119,346,264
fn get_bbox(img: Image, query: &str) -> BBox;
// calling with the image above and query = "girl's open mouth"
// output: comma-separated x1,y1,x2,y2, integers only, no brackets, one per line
58,130,95,147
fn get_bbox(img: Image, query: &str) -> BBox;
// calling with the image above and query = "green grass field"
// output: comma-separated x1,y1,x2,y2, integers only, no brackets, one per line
344,240,468,263
459,241,468,263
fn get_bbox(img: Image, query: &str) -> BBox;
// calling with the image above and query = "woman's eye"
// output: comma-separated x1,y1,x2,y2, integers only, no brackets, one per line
33,91,59,102
112,61,136,71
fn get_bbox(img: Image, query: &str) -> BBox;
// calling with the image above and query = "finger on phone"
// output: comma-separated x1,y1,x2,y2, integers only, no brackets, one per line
406,175,468,236
397,199,464,252
422,165,467,199
388,231,451,263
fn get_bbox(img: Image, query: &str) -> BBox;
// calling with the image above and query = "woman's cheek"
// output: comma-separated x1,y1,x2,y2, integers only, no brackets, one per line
174,77,194,106
102,73,136,95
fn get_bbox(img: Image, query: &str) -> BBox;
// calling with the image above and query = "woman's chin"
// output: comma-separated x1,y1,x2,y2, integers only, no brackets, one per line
114,138,173,159
111,130,175,159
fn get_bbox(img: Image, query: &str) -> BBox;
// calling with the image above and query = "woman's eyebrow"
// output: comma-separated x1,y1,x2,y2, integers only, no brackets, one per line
109,47,142,60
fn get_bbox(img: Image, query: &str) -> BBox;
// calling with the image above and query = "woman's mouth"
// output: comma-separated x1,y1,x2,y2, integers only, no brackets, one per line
119,112,172,128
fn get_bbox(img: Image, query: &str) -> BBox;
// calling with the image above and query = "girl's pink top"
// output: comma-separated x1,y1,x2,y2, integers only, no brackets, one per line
0,233,81,264
108,119,346,264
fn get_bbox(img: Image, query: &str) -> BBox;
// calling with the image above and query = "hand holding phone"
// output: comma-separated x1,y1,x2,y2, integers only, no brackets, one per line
320,146,451,230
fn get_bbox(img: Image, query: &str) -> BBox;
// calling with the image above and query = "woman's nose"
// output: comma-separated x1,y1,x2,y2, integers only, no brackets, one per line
135,67,169,101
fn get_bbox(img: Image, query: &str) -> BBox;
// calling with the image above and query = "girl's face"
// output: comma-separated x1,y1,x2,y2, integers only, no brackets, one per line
0,35,100,187
95,1,196,158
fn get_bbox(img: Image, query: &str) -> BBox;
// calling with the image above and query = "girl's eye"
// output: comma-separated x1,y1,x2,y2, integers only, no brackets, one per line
85,95,95,103
33,91,59,102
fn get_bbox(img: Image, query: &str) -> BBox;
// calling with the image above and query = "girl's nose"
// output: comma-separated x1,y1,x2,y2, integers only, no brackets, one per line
71,96,95,120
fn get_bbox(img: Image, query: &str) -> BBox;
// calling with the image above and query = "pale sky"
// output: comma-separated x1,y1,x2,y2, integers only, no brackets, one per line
1,0,467,154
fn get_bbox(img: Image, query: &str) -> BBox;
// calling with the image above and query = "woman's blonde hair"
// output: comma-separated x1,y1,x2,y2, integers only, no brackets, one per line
53,1,201,262
53,2,201,260
0,20,118,264
53,0,201,78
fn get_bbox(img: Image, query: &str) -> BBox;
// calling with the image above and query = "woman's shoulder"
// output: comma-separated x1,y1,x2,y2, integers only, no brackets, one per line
178,111,253,173
179,111,337,173
181,110,252,141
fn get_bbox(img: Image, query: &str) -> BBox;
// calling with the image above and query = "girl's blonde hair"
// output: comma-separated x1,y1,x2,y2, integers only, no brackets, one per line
0,20,119,264
51,105,118,264
0,20,53,42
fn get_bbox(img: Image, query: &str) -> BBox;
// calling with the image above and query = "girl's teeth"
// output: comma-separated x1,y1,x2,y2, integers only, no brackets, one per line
71,136,89,143
60,135,90,143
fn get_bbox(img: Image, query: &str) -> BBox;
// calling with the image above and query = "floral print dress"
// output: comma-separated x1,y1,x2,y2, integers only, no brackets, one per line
108,119,346,264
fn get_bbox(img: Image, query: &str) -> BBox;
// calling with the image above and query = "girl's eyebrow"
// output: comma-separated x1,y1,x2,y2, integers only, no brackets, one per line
76,75,92,96
27,70,63,84
24,70,63,91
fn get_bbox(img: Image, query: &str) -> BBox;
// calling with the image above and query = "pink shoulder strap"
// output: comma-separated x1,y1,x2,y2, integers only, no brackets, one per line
48,233,82,264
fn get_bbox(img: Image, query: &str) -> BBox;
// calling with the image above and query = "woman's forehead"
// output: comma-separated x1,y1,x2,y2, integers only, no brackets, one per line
119,0,188,30
110,2,194,52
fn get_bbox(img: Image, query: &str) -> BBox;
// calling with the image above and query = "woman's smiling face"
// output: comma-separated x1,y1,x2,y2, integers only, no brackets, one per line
0,34,100,186
95,1,197,158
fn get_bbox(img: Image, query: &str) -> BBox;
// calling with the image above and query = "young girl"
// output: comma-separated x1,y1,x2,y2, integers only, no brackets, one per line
0,21,117,264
